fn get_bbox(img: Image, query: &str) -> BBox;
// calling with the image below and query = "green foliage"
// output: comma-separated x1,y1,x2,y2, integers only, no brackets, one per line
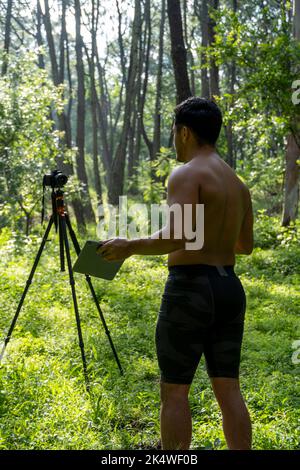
197,2,300,216
0,50,72,232
132,147,177,204
254,210,300,250
254,211,282,249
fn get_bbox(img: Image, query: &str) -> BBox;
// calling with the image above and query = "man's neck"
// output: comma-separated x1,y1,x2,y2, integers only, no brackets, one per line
183,145,216,163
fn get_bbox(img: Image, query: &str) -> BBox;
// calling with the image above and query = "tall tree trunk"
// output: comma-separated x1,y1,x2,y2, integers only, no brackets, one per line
128,1,146,186
207,0,220,97
74,0,95,224
36,0,45,69
90,80,103,211
194,0,210,97
225,71,236,170
127,18,146,196
167,0,192,103
183,0,196,95
94,47,113,182
152,0,165,161
2,0,13,75
281,0,300,225
198,0,210,97
42,0,59,84
140,0,153,157
40,0,86,229
224,0,237,168
41,0,71,152
83,0,103,212
108,0,142,205
59,3,75,152
152,0,166,184
111,0,127,148
128,72,140,188
282,133,300,225
127,111,137,183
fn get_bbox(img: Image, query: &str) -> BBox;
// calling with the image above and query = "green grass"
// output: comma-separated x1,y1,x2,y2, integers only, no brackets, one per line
0,226,299,449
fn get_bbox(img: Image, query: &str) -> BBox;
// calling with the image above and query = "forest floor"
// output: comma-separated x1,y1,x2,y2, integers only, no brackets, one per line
0,226,299,450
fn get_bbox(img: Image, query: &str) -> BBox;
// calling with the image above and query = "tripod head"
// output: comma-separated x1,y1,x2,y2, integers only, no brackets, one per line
51,188,66,232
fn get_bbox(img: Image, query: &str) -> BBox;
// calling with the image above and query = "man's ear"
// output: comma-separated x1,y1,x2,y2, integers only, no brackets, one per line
182,126,189,143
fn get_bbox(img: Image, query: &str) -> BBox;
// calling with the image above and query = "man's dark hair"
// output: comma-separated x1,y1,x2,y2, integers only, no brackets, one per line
174,97,222,146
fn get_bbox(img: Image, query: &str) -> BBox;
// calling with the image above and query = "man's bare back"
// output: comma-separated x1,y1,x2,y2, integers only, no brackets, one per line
168,152,253,267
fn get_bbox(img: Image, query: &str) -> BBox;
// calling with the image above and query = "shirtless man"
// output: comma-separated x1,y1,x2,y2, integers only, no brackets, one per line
97,97,253,451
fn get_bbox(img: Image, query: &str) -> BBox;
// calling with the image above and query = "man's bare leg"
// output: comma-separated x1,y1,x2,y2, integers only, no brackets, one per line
210,377,252,450
160,382,192,450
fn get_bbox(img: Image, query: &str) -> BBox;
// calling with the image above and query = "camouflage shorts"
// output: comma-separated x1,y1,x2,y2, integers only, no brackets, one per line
155,264,246,384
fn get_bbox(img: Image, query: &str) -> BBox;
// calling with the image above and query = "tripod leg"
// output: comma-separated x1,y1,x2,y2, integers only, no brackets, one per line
58,214,65,272
65,213,124,375
59,214,90,392
0,216,54,362
84,275,124,375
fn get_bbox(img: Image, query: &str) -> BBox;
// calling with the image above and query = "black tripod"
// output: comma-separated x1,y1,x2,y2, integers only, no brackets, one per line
0,187,123,392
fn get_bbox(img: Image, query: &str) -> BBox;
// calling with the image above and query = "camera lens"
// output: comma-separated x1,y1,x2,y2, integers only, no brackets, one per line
56,174,68,187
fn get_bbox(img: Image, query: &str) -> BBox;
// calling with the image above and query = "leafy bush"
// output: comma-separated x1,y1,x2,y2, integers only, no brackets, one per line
254,211,300,251
254,210,280,249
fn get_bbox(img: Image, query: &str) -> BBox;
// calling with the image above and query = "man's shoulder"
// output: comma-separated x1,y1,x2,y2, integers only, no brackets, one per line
236,175,251,197
234,176,252,211
169,164,203,184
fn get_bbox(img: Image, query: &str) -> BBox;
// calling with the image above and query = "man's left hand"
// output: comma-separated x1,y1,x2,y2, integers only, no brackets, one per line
96,237,132,261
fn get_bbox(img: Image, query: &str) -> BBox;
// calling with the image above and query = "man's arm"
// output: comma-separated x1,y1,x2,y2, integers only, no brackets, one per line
97,166,200,261
129,166,199,256
235,188,254,255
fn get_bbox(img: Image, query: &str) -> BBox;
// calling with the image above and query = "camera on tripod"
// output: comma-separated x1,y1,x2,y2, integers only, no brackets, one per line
0,169,123,390
41,169,69,227
43,169,68,188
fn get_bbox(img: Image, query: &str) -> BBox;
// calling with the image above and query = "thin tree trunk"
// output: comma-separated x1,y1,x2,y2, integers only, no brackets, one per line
183,0,196,95
39,0,86,229
281,0,300,225
127,4,144,183
41,0,70,153
282,133,300,225
127,112,137,182
224,66,235,168
224,0,237,168
152,0,165,162
127,24,145,195
42,0,59,84
74,0,95,224
2,0,13,76
36,0,45,69
95,47,113,181
207,0,220,97
194,0,209,97
167,0,192,103
65,26,73,133
108,0,142,205
112,0,127,148
152,0,166,183
91,82,103,210
140,0,153,157
87,0,102,210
